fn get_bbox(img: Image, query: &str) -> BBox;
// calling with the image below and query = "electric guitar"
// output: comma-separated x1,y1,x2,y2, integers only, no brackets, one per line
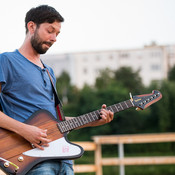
0,90,162,175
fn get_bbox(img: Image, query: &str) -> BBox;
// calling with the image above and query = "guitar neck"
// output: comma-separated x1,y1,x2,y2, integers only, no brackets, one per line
57,99,134,133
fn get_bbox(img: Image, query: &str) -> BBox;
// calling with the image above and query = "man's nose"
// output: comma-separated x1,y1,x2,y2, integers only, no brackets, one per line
50,34,57,42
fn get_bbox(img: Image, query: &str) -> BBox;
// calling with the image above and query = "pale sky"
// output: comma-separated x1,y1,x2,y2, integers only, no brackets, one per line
0,0,175,54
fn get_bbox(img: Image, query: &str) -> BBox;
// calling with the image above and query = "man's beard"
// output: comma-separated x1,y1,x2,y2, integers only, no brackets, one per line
31,30,52,54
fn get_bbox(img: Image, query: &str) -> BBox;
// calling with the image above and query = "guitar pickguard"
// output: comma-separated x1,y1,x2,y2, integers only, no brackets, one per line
23,137,82,158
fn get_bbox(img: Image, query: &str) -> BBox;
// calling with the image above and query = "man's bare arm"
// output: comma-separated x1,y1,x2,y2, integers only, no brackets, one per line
0,83,51,149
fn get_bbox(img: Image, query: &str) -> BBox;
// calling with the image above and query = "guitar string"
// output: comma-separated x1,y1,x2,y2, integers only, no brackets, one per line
38,100,134,134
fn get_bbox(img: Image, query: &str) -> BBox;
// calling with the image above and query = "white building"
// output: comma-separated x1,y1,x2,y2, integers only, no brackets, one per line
42,44,175,88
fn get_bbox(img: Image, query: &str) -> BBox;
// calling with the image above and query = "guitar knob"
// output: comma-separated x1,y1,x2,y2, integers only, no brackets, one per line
4,162,9,167
18,156,24,162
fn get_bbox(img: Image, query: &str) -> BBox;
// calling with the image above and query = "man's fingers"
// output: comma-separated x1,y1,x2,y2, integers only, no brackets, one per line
40,137,52,144
102,104,107,109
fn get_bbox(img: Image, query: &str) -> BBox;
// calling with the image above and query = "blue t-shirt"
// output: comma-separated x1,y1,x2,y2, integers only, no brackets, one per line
0,50,57,122
0,50,73,165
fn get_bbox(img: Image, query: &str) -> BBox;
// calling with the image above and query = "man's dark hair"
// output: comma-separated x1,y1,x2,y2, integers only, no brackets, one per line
25,5,64,34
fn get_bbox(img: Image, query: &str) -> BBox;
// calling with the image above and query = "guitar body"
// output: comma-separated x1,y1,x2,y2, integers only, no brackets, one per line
0,110,84,175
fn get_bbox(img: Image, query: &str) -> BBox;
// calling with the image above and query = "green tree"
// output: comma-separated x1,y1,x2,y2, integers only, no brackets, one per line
114,67,145,94
95,68,115,90
146,80,175,132
56,71,71,104
168,65,175,81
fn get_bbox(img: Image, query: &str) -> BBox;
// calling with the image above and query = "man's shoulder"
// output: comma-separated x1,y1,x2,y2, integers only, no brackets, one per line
0,50,18,61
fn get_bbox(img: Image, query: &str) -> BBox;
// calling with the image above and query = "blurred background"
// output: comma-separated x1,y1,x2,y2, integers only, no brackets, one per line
1,0,175,174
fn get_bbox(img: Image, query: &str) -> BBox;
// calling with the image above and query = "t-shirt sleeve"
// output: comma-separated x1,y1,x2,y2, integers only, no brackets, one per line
0,54,10,92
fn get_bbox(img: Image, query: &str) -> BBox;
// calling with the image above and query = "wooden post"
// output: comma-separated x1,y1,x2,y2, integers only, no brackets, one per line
95,143,102,175
119,143,125,175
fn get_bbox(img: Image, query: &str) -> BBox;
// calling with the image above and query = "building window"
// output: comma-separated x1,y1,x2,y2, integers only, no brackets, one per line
96,56,100,61
83,57,87,62
109,55,113,60
150,51,161,57
119,53,129,58
83,68,88,74
151,64,160,71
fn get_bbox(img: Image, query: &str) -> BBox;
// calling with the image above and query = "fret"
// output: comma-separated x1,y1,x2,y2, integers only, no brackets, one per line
64,121,69,131
57,123,63,133
72,118,78,128
122,101,128,110
91,112,97,121
112,105,117,112
125,100,132,108
87,113,93,121
81,115,89,124
89,113,96,121
67,121,72,130
117,104,122,111
119,103,124,110
79,116,86,125
108,106,114,112
129,99,134,107
92,111,99,120
64,121,70,132
77,117,83,126
58,99,137,133
82,114,89,123
86,114,92,122
67,120,74,130
61,122,67,133
113,104,119,112
74,118,80,127
68,119,75,130
93,111,100,120
59,122,66,132
95,110,100,117
62,121,68,131
124,101,129,108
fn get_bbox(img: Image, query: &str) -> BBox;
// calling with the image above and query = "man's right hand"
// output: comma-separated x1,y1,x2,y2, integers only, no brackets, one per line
20,124,52,150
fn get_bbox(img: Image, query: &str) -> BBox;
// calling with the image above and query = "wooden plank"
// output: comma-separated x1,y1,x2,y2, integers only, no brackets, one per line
95,144,103,175
93,133,175,144
73,164,96,173
101,156,175,165
73,142,96,151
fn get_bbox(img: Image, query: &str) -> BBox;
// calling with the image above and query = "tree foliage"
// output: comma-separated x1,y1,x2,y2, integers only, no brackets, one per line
114,67,145,94
56,66,174,142
168,65,175,81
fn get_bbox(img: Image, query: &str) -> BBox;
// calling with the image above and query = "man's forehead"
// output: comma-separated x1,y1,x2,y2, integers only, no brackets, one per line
40,22,61,30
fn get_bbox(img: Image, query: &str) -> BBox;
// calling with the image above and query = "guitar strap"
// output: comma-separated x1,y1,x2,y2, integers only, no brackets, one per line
46,69,65,121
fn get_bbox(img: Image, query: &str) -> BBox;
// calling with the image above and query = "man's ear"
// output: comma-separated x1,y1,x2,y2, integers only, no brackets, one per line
27,21,36,34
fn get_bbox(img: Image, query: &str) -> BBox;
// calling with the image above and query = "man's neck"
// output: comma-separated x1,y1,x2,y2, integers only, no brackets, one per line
19,41,44,69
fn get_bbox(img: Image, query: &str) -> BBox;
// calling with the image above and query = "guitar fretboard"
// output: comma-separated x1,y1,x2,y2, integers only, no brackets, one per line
57,99,134,133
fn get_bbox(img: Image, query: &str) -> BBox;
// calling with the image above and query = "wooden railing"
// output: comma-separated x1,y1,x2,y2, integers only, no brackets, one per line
73,142,97,173
74,133,175,175
1,133,175,175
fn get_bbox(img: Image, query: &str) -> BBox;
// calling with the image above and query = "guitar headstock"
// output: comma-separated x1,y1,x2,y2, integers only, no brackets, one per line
131,90,162,110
